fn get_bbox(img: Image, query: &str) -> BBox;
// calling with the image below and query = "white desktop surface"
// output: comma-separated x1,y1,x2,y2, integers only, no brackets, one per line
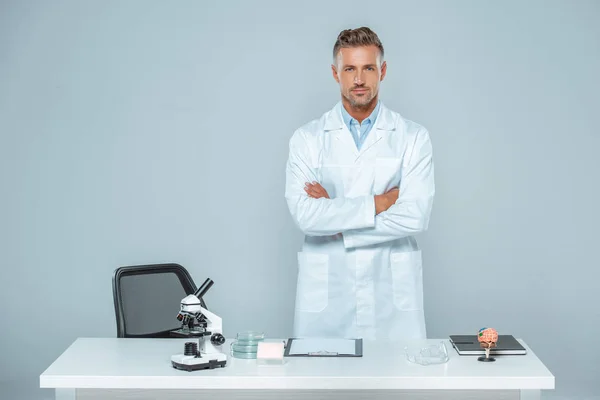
40,337,554,400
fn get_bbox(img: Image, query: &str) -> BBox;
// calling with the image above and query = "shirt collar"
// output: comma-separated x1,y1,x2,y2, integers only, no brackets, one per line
341,100,380,127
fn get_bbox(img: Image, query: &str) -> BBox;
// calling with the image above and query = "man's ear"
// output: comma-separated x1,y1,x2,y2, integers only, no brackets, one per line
331,64,340,83
380,61,387,81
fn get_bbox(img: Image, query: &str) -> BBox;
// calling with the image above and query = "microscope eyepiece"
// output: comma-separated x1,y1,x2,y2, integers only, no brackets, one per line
194,278,214,300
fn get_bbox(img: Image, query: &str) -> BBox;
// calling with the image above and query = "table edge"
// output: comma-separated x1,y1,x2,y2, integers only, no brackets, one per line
40,375,556,390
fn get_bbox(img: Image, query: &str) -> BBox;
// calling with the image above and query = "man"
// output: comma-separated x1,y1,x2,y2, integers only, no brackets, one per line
284,27,435,340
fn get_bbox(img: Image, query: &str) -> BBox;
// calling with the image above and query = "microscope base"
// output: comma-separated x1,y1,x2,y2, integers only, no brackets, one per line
171,353,227,372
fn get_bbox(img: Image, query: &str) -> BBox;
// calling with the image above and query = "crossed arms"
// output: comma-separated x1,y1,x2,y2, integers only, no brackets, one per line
284,128,435,249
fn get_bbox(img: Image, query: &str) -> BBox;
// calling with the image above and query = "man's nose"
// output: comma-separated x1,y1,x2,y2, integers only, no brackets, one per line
354,73,364,85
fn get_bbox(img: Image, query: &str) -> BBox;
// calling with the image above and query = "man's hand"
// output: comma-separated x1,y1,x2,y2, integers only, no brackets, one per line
374,187,399,214
304,182,330,199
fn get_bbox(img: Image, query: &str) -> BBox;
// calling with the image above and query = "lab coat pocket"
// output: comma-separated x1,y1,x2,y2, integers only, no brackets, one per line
390,250,423,311
296,252,329,313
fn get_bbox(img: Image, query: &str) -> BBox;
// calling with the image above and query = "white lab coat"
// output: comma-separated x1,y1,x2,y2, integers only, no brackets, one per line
285,101,435,340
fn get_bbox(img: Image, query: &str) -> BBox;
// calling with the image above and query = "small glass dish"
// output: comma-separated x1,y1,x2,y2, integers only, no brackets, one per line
230,331,265,359
231,342,258,353
404,341,449,366
232,350,257,359
235,331,265,343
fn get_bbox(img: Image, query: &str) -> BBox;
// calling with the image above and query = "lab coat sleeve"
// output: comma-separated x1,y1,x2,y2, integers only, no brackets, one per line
342,128,435,248
285,129,376,236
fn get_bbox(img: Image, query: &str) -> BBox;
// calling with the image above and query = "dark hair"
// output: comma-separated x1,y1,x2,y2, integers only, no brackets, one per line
333,27,384,62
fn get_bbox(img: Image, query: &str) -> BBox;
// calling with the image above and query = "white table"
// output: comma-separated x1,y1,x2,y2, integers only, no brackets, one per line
40,337,554,400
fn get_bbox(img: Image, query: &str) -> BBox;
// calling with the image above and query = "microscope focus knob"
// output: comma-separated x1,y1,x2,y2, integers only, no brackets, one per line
211,333,225,345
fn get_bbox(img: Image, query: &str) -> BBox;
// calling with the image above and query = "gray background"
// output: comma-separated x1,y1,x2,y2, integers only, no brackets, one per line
1,0,598,399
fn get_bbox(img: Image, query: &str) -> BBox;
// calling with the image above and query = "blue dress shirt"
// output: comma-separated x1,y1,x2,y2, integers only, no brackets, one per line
341,101,381,150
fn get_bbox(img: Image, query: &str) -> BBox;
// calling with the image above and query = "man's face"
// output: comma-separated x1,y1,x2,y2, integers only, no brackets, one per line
332,45,387,109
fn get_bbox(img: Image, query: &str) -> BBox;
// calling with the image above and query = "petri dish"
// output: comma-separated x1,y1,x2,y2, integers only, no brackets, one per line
235,331,265,343
231,342,258,353
232,350,257,359
404,341,449,366
229,331,265,358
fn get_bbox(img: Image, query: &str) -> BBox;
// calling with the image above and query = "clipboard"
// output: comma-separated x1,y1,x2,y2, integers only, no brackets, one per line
283,337,363,357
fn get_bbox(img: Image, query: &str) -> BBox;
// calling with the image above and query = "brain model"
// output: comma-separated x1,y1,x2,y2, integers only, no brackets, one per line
478,327,498,348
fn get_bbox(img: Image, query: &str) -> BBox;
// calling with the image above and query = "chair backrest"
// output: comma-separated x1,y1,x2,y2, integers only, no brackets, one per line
112,263,206,338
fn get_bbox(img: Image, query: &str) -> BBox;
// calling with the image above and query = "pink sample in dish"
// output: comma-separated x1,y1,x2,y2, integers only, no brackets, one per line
256,342,285,364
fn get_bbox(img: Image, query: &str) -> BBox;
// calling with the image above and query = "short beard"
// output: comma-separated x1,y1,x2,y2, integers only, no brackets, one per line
344,91,375,111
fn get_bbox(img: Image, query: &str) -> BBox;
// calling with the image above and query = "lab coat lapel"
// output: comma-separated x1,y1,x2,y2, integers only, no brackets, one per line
357,102,395,158
324,102,359,158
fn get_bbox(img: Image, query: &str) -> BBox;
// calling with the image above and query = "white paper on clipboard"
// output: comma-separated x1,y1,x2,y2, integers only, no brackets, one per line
288,338,357,355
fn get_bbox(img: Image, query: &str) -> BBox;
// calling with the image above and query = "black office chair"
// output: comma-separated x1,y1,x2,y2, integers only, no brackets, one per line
112,263,208,338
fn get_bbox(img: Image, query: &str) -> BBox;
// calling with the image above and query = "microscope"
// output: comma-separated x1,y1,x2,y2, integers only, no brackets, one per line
170,278,227,371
